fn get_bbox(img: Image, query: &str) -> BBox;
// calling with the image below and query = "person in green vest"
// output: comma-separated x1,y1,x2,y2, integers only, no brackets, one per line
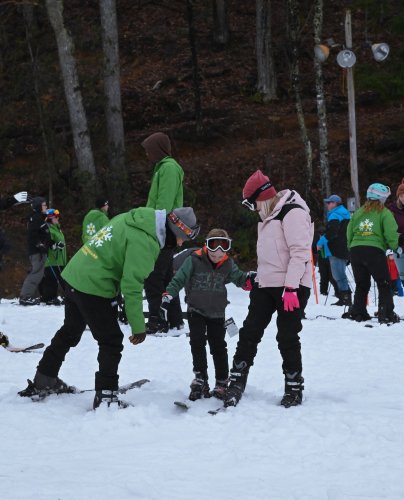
38,209,67,306
19,207,200,410
141,132,185,334
81,197,109,244
343,183,401,324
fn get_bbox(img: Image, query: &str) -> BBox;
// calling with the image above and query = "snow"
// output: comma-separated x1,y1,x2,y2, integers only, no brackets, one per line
1,283,404,500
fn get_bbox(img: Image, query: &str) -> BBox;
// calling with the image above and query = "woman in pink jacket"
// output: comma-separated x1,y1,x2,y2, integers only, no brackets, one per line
224,170,313,408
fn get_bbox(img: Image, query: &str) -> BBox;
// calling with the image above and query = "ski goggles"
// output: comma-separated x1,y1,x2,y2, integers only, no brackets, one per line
167,212,200,240
206,237,232,252
241,180,273,211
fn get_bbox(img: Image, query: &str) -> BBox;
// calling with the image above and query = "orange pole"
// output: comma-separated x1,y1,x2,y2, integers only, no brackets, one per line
311,250,319,305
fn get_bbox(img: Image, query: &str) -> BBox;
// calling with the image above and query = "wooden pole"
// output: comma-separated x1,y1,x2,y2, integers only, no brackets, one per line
345,10,360,209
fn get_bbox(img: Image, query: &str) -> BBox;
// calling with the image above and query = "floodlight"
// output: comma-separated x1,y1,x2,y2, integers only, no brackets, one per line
314,44,330,62
371,43,390,62
336,49,356,68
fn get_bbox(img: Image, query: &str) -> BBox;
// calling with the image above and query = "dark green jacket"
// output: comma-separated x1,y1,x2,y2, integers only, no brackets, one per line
146,156,184,211
47,223,67,267
63,207,164,334
347,206,399,252
82,209,110,244
166,248,248,318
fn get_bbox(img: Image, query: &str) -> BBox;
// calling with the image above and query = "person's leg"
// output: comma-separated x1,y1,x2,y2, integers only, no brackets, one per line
187,311,210,399
206,317,228,381
367,247,397,322
347,246,371,319
20,254,47,300
39,267,58,302
394,254,404,283
329,256,350,292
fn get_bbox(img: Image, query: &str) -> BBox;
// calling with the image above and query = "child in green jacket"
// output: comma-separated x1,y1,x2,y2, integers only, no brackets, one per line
160,228,254,401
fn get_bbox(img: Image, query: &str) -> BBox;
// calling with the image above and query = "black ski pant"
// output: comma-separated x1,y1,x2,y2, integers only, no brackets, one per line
38,266,65,302
188,311,228,381
350,246,394,315
37,286,123,391
233,285,310,374
318,255,338,295
144,247,183,327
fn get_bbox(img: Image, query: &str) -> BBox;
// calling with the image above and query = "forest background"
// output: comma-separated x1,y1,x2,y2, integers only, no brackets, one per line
0,0,403,297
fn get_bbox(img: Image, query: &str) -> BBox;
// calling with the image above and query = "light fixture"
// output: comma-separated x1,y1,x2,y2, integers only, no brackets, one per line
314,44,330,62
371,43,390,62
336,49,357,68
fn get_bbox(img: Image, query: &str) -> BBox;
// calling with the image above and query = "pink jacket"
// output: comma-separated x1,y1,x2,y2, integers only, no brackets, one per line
256,190,313,289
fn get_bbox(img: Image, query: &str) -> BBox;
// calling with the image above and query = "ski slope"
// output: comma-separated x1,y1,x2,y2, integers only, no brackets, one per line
1,284,403,500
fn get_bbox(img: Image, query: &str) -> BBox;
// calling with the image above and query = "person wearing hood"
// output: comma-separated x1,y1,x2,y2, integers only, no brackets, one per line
19,197,51,306
81,197,109,244
141,132,185,334
19,206,200,410
317,194,351,306
224,170,313,409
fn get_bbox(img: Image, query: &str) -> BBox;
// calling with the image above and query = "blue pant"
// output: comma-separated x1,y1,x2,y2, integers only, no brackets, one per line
329,256,350,292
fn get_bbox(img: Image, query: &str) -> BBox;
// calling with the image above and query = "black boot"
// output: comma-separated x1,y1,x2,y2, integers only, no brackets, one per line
210,378,228,400
280,371,304,408
93,390,130,409
18,371,76,399
332,291,351,306
378,305,400,324
224,360,249,407
189,372,210,401
145,315,168,335
341,307,371,322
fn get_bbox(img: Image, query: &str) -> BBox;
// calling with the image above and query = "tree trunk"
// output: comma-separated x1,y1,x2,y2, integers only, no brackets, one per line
45,0,96,204
313,0,331,207
23,5,56,206
256,0,277,102
99,0,128,213
287,0,312,202
212,0,229,46
186,0,203,136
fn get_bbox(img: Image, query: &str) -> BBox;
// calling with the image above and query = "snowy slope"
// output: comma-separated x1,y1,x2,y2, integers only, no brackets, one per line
1,284,404,500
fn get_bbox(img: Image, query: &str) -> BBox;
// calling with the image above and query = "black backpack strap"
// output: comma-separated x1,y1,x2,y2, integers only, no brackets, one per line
273,203,304,221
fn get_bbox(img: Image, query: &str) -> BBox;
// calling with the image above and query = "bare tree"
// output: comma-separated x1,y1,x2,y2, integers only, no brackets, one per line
313,0,331,202
45,0,96,202
256,0,277,102
212,0,228,46
99,0,128,212
287,0,313,201
186,0,203,136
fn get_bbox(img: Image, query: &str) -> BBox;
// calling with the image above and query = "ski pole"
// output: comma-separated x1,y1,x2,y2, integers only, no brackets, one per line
311,250,319,304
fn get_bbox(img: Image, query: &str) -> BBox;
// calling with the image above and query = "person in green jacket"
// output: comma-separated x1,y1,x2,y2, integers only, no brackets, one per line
141,132,185,334
38,209,67,305
159,228,253,401
19,207,200,409
81,197,109,244
343,183,401,324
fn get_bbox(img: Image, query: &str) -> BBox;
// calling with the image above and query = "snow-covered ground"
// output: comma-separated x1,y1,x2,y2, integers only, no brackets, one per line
1,282,404,500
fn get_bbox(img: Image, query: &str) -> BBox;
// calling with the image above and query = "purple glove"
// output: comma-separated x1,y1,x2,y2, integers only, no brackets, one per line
283,287,300,312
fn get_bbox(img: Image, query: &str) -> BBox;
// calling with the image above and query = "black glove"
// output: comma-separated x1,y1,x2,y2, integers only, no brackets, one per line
159,294,172,322
129,333,146,345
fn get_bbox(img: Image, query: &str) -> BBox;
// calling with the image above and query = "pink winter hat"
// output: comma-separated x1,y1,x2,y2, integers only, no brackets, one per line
242,170,277,201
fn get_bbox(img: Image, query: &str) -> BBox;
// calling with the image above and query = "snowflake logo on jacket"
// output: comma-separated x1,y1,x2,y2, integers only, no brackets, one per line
88,226,113,248
359,218,374,235
86,222,97,237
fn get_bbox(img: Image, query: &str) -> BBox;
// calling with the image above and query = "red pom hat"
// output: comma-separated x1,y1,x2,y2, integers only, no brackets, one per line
242,170,277,201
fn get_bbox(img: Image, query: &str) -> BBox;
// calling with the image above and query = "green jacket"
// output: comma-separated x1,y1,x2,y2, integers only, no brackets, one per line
166,248,248,318
146,156,184,211
47,223,67,267
82,209,110,244
63,207,164,334
347,206,399,252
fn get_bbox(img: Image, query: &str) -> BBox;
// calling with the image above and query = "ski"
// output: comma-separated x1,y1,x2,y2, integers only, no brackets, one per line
174,400,191,410
20,378,150,402
5,343,45,353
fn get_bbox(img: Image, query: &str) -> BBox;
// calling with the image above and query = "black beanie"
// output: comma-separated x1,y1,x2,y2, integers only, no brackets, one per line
96,197,109,209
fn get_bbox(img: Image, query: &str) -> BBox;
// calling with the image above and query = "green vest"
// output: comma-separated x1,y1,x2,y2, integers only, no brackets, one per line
47,223,67,267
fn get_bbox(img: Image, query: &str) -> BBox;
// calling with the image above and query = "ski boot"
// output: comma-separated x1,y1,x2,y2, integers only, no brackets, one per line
145,315,168,335
18,371,76,400
332,291,351,307
378,305,400,324
280,371,304,408
188,372,210,401
19,297,40,306
0,332,9,347
93,390,130,410
224,360,249,407
210,379,228,400
341,307,371,322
